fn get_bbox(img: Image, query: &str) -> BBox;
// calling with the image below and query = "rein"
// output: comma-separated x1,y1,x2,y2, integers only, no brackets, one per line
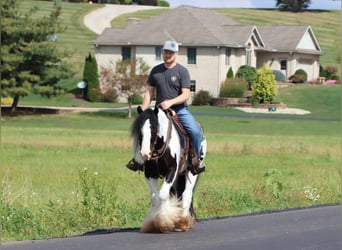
150,111,173,160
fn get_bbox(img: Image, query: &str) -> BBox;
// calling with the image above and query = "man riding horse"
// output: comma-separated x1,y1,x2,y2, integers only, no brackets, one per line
127,40,205,175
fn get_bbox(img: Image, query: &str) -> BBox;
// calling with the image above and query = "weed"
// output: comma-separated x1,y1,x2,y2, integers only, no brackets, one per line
264,169,285,200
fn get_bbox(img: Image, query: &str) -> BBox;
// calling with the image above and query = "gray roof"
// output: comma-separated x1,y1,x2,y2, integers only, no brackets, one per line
93,5,245,47
92,6,321,54
258,25,321,54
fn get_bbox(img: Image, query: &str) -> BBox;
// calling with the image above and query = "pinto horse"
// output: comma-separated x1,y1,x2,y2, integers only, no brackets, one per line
130,106,206,233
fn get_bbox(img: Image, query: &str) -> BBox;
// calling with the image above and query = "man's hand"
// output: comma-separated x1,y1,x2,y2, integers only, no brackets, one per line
159,100,172,110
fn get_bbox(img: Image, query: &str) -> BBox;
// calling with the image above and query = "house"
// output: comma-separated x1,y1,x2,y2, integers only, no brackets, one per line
91,6,322,99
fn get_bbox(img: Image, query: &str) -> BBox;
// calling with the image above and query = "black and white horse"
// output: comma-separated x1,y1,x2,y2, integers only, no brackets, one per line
130,106,206,233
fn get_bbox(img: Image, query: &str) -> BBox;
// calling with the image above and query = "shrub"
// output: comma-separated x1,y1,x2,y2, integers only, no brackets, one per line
272,70,286,82
192,90,213,105
236,65,257,88
226,67,234,78
252,64,277,104
128,94,143,105
102,89,118,103
159,0,170,7
220,78,248,98
294,69,307,82
1,97,13,105
320,65,339,80
289,74,306,83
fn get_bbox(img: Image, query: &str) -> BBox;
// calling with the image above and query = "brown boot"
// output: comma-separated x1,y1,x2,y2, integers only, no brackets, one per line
126,159,143,172
189,148,206,175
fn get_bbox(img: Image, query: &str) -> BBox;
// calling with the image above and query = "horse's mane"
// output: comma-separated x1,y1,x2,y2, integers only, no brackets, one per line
131,108,159,142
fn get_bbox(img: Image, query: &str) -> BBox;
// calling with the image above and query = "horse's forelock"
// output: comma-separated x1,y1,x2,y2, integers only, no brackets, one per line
131,108,158,140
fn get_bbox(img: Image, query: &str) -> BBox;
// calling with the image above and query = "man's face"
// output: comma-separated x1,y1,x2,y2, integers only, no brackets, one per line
162,50,177,64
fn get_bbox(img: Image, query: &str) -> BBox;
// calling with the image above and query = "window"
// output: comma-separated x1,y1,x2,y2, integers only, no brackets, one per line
246,43,251,66
246,49,252,66
190,80,196,92
225,48,231,65
122,47,131,61
280,60,287,70
155,47,162,60
187,48,197,64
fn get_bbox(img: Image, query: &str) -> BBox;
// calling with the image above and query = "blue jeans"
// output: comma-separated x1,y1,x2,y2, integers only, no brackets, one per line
173,106,203,158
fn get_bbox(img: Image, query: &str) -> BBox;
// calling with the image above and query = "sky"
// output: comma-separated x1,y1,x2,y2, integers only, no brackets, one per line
166,0,341,10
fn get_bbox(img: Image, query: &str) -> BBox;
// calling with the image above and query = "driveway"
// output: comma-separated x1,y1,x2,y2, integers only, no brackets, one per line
83,4,164,34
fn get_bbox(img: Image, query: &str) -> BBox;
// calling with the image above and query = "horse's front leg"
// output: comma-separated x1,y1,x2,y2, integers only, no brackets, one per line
146,178,159,208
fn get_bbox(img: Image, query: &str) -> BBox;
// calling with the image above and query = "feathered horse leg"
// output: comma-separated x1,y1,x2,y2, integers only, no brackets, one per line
174,172,198,231
141,177,182,233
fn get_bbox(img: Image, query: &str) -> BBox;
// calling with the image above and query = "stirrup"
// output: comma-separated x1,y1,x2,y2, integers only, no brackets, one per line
190,164,206,175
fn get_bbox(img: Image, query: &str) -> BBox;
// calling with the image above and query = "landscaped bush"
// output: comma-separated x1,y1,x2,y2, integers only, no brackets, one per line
236,65,257,89
128,94,143,105
272,70,286,82
252,64,277,104
294,69,307,82
102,89,118,103
289,74,306,83
192,90,213,105
220,78,248,98
320,65,339,80
1,97,14,105
159,0,170,7
226,67,234,78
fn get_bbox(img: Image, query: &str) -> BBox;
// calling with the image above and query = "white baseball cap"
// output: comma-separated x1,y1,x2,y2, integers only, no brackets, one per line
162,40,179,52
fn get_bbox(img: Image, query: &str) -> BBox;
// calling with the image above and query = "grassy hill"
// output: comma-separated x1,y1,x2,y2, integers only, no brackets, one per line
19,1,101,75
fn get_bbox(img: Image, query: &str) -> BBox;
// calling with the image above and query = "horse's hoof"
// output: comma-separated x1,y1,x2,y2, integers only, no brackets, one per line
174,216,193,232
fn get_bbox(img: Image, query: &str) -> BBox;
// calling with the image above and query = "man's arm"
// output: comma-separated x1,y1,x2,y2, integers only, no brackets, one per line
141,85,155,110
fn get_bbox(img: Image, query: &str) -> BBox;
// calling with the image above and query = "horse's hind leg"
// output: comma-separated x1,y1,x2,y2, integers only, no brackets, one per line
175,172,198,231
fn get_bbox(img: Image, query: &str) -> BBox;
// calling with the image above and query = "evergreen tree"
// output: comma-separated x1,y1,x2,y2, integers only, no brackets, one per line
1,0,75,111
226,67,234,78
83,53,101,102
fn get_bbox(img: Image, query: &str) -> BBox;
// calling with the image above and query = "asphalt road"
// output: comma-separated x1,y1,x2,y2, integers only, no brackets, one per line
2,205,341,250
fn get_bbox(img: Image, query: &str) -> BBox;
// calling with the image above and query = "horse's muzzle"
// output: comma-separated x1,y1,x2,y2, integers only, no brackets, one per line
140,150,152,161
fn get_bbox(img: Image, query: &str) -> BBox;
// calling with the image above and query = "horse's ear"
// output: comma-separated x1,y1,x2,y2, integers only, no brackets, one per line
153,106,159,115
137,106,143,114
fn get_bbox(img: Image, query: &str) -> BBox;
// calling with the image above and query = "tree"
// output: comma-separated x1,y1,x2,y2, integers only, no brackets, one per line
252,65,278,104
1,0,75,111
83,53,101,102
226,67,234,78
236,65,257,89
276,0,311,12
100,58,150,118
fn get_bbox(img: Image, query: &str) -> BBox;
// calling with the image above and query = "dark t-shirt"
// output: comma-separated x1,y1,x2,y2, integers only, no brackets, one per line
147,63,191,109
